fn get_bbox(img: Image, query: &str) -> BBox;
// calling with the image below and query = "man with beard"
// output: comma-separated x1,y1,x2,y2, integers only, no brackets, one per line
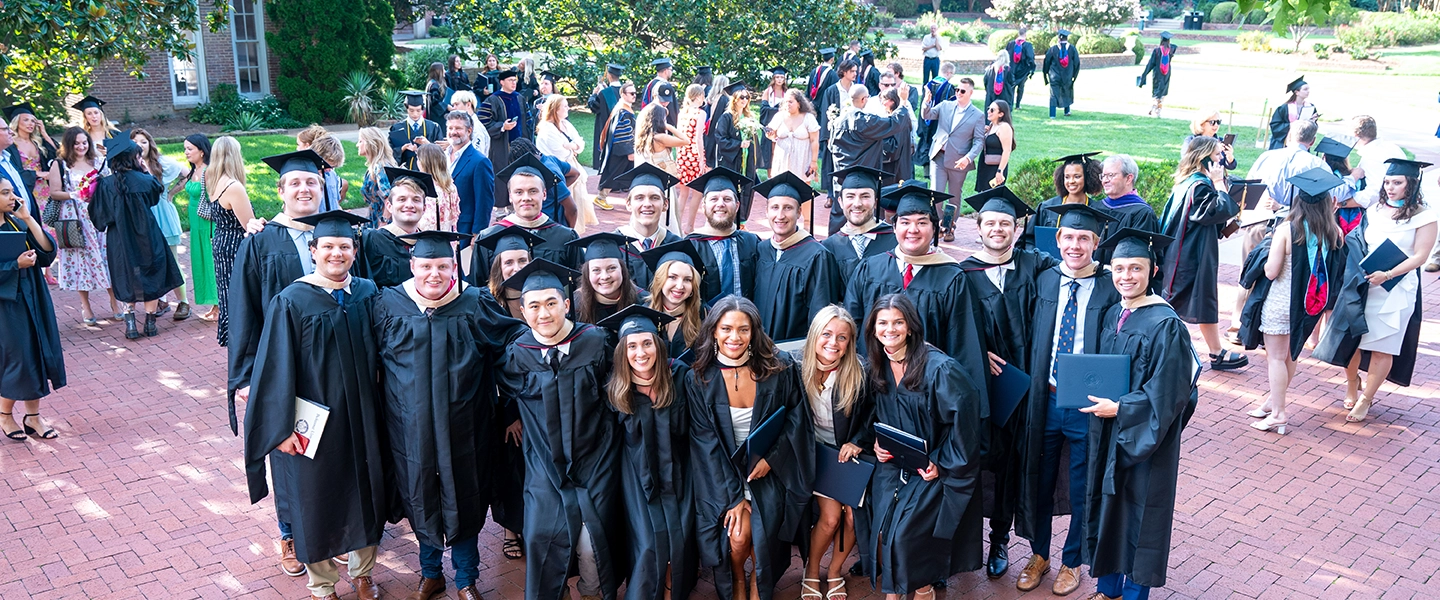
821,166,898,289
469,153,581,283
613,163,684,289
444,111,497,240
685,167,761,303
751,171,841,340
354,167,432,287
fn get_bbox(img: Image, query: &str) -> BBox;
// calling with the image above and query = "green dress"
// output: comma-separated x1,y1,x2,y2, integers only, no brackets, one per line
187,179,219,305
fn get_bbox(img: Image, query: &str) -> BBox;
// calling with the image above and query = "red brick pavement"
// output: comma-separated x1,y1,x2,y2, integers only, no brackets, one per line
2,196,1437,600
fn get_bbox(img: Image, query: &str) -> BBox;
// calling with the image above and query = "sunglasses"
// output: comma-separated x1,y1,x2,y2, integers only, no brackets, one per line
1206,119,1222,126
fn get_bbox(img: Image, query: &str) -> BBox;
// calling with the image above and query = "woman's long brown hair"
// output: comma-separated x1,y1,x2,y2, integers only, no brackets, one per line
607,331,674,414
647,260,703,347
863,293,930,392
691,296,787,382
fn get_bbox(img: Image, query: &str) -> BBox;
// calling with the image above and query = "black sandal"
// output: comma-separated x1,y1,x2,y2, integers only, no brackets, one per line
1209,350,1249,371
502,535,524,560
23,414,57,439
1,412,26,441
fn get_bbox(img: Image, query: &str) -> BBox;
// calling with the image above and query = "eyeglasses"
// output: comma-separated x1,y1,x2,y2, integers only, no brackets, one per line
1100,172,1125,180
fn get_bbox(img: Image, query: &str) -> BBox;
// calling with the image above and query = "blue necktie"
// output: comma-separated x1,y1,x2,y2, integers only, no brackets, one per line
642,237,653,250
1053,279,1080,381
332,289,346,306
719,239,735,297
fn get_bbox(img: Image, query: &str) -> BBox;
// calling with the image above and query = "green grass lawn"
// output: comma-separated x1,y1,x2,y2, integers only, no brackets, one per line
159,135,368,225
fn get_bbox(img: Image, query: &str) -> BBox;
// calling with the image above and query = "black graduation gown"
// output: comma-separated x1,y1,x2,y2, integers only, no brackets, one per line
88,171,183,303
619,361,699,600
372,284,523,548
243,278,389,564
389,119,443,170
829,111,909,231
498,324,628,600
879,108,915,186
1238,229,1347,359
983,66,1016,109
1019,196,1096,251
757,94,783,171
467,219,580,284
841,253,990,397
821,226,899,291
0,216,64,400
1139,46,1174,98
355,228,414,288
478,287,528,533
816,84,847,195
1085,301,1199,588
479,95,512,182
588,85,622,169
753,236,842,342
1006,40,1037,82
597,109,637,190
1015,266,1120,543
661,309,704,359
862,347,986,593
622,231,683,291
1312,223,1423,386
686,230,762,304
800,361,876,563
704,96,730,170
1158,177,1240,323
687,360,814,600
1042,44,1080,108
1096,200,1162,264
227,222,309,433
1267,104,1299,150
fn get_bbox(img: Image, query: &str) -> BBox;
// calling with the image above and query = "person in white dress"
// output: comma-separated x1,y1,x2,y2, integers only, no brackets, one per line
764,89,820,228
535,94,597,232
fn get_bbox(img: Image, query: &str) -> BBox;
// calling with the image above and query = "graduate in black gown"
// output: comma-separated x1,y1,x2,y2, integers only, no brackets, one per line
497,260,628,600
598,305,699,600
0,178,64,441
686,168,762,303
816,60,859,203
1082,228,1200,600
569,232,648,327
957,186,1058,579
751,171,841,341
687,296,813,600
469,154,581,283
822,166,898,289
1137,32,1176,118
227,149,330,435
596,83,638,196
588,64,626,169
1042,30,1080,118
390,91,443,170
354,167,432,288
372,230,523,599
242,210,389,600
841,184,990,394
861,293,986,594
88,135,182,338
807,48,840,106
827,84,910,234
613,164,684,290
1019,152,1102,252
642,241,708,359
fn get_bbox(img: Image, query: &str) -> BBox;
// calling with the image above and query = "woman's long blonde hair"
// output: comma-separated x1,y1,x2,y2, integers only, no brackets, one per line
358,127,396,178
209,136,247,186
1174,135,1219,184
647,260,703,347
416,144,455,197
606,331,675,415
539,94,568,127
634,102,665,152
800,305,865,416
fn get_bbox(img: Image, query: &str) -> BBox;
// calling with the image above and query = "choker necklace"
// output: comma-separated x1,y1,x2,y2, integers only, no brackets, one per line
883,345,907,363
717,349,751,391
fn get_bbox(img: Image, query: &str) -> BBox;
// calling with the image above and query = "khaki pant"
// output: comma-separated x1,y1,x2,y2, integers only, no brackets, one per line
306,545,377,597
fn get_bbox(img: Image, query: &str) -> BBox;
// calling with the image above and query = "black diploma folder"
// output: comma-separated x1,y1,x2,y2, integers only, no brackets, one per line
874,422,930,472
0,231,27,263
1035,226,1060,260
1359,238,1409,292
1054,353,1130,410
731,406,787,473
814,443,875,508
989,361,1031,427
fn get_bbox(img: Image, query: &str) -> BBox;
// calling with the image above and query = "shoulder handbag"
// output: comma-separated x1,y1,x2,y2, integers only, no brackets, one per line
195,175,218,221
53,198,86,249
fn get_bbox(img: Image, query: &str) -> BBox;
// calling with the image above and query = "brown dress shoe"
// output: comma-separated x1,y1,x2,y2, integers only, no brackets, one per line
280,539,307,576
1016,555,1049,591
457,585,485,600
404,576,445,600
1052,565,1082,595
354,575,380,600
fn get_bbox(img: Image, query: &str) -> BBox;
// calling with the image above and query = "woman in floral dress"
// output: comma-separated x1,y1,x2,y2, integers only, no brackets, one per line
416,144,460,231
676,84,710,234
45,127,118,324
8,106,58,283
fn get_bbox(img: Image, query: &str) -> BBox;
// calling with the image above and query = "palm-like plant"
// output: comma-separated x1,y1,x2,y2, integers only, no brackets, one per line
341,70,378,126
376,87,406,121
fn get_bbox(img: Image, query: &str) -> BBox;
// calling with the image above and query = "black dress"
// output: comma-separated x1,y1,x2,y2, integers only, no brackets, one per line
974,131,1006,193
0,215,65,400
212,199,246,346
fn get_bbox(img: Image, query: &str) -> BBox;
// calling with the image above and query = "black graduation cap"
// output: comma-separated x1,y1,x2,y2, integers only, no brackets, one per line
495,69,519,81
1049,203,1114,235
819,47,837,60
770,66,789,77
596,303,676,337
858,49,874,59
880,182,950,218
103,131,140,158
696,66,714,76
615,162,680,193
1384,158,1432,178
686,166,752,195
1286,167,1345,204
400,230,470,259
1057,29,1072,38
2,104,35,121
501,258,579,294
641,239,707,275
1312,136,1354,160
496,153,560,190
71,95,106,111
1097,227,1174,262
261,149,330,176
833,165,886,193
401,90,426,107
475,224,546,254
723,81,748,96
1285,76,1307,93
1054,151,1101,164
962,186,1033,219
652,58,673,70
294,209,369,239
606,63,626,76
540,71,558,83
1159,31,1173,40
567,231,636,263
753,171,819,203
383,166,438,197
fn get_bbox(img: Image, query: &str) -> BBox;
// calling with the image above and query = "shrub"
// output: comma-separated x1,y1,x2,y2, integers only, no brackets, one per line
989,29,1020,53
1079,33,1127,54
1237,30,1274,51
901,21,931,39
395,45,452,90
943,28,973,43
874,13,897,28
1145,0,1185,19
1210,1,1237,23
1240,7,1269,25
269,0,394,123
189,84,306,130
879,0,919,19
1029,29,1057,55
1136,160,1180,215
959,18,993,44
1129,33,1146,64
427,24,453,38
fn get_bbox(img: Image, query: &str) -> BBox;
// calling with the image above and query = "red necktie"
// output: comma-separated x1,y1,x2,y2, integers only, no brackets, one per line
903,263,914,289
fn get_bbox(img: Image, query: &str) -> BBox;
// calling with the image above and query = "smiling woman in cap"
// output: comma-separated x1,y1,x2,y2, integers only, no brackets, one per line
72,96,117,154
1267,75,1318,150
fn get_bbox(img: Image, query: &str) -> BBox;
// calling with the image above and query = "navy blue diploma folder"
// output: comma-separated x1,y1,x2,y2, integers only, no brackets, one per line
874,422,930,472
989,361,1031,427
814,443,875,508
731,406,787,473
1360,238,1408,292
0,231,27,263
1035,226,1060,260
1054,353,1130,410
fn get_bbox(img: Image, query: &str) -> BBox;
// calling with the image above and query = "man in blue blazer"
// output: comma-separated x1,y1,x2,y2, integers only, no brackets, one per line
444,112,496,244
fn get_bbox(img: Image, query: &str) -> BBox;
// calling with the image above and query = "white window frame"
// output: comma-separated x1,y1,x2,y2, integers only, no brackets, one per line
230,0,271,98
169,25,208,107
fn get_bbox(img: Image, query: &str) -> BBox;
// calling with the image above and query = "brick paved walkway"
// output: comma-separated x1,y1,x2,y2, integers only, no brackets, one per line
2,195,1436,600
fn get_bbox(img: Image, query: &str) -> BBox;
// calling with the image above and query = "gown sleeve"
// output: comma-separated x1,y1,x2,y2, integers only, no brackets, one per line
1187,181,1240,227
929,355,984,539
686,369,744,567
1110,318,1196,474
243,295,302,503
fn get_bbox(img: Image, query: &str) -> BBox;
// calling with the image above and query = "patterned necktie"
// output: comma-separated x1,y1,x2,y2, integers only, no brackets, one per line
852,234,869,259
642,237,654,251
331,289,346,306
903,263,914,289
1052,279,1080,380
719,239,736,297
1116,308,1132,333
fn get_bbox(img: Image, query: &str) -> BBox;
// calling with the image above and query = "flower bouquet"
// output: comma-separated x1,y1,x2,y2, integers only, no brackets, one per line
738,115,764,171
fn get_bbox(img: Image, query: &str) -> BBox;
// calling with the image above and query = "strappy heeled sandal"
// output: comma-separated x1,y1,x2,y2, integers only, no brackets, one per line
502,535,524,560
824,577,847,600
23,414,57,439
800,578,823,600
1,412,26,441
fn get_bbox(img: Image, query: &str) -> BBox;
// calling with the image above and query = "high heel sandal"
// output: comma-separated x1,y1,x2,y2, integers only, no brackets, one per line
1249,415,1288,435
502,534,524,560
1344,375,1362,410
914,585,936,599
1,411,26,441
1346,396,1373,423
800,578,823,600
23,414,57,439
1246,404,1274,419
824,577,847,600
